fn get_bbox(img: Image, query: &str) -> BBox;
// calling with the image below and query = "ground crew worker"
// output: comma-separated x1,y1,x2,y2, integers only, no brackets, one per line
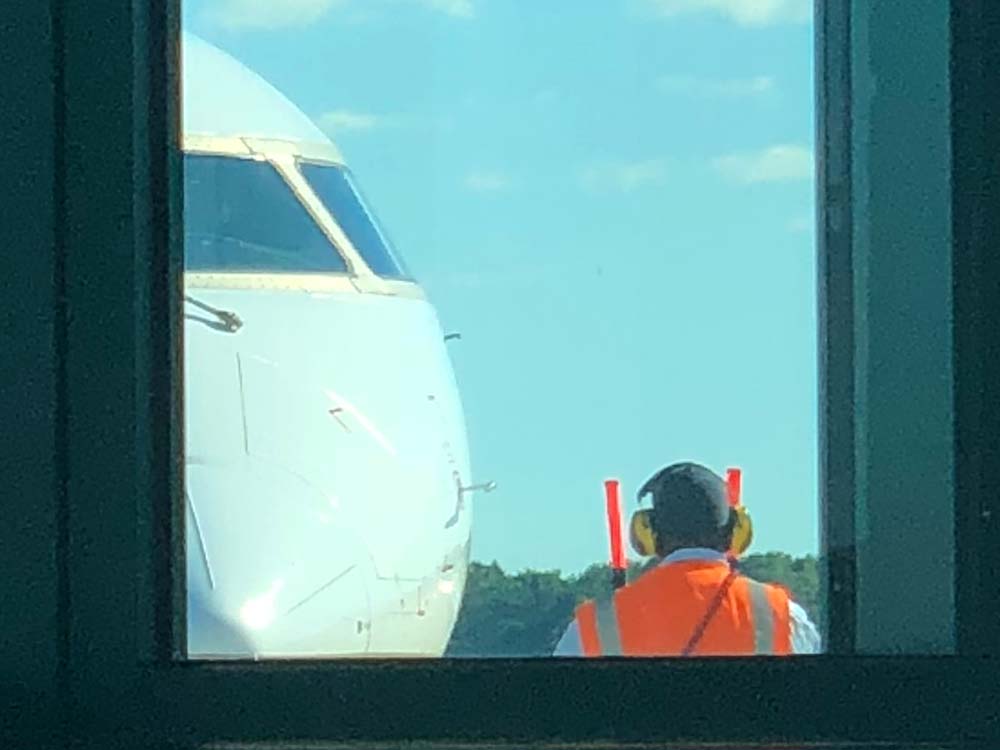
553,461,820,656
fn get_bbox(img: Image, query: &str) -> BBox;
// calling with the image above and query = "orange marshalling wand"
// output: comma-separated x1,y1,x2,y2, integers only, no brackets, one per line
725,467,742,565
726,467,742,508
604,478,627,589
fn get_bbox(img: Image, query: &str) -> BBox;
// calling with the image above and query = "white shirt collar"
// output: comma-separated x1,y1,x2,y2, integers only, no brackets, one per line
659,547,728,566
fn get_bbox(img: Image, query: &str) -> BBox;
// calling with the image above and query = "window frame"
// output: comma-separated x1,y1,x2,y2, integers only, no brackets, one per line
181,150,353,275
6,0,1000,747
297,157,416,282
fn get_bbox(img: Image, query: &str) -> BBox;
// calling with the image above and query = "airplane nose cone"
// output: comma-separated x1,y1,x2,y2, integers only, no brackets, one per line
185,460,374,658
187,590,257,657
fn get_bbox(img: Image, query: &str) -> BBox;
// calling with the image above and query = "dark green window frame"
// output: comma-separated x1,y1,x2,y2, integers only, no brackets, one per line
2,0,999,747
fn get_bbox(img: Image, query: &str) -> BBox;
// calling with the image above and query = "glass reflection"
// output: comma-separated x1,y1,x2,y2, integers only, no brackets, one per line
180,2,817,659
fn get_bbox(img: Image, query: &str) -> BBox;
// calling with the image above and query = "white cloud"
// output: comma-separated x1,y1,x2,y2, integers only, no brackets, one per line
205,0,473,30
205,0,346,29
580,159,668,192
464,171,511,192
657,74,775,98
532,89,559,106
643,0,811,26
712,144,813,184
318,110,383,133
317,110,456,137
419,0,474,17
787,214,814,233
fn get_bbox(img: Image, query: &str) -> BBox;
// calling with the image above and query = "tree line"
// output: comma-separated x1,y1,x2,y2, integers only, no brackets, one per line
446,553,820,657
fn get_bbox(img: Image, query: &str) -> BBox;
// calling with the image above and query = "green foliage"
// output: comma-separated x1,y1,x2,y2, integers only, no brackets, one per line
738,552,820,623
444,562,577,657
445,553,820,657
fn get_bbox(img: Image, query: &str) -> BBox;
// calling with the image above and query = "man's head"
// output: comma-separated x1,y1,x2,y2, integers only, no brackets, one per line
636,461,736,556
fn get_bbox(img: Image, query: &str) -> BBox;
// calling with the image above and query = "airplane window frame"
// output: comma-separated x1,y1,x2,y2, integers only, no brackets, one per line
297,158,415,282
182,151,352,274
6,0,999,747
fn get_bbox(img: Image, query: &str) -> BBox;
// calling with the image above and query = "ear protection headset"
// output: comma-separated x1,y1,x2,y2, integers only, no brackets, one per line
628,466,753,558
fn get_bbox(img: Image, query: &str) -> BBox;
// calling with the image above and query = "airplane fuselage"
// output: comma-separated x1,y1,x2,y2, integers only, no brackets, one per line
182,34,473,658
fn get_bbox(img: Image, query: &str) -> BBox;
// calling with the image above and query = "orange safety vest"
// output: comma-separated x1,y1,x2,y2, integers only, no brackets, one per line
574,560,792,656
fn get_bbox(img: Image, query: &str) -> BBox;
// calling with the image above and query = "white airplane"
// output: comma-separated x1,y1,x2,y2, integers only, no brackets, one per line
182,32,485,658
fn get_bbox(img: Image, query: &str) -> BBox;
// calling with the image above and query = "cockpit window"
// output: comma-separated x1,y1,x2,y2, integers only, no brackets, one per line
299,162,413,281
184,154,348,273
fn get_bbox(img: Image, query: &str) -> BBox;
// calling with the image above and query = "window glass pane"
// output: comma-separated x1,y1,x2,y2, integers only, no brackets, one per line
184,154,348,273
180,2,822,660
300,162,412,280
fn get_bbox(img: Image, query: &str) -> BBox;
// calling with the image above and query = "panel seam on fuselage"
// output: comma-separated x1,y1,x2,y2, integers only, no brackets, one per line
236,352,249,455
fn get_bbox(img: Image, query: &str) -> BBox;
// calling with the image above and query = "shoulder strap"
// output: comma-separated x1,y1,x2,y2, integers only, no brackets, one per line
680,568,739,657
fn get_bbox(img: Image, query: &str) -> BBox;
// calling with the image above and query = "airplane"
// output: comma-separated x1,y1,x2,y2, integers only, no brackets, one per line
181,31,486,658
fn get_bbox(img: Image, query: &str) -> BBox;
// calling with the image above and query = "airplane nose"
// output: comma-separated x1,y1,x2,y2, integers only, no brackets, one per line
185,459,374,658
187,589,257,657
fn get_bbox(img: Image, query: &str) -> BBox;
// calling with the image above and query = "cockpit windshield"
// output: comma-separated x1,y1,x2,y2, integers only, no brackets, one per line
299,162,413,281
184,154,348,273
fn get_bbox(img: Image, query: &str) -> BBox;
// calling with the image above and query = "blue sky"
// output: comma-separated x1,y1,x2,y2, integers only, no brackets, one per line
184,0,817,574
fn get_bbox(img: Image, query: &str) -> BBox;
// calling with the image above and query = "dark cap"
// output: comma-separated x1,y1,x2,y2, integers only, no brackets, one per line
637,462,731,543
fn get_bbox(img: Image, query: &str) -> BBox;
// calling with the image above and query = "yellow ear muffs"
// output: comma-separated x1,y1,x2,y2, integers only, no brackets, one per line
729,505,753,557
629,509,658,557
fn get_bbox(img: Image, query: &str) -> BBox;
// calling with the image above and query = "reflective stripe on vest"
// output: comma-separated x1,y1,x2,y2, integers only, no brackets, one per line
747,579,774,654
595,597,622,656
